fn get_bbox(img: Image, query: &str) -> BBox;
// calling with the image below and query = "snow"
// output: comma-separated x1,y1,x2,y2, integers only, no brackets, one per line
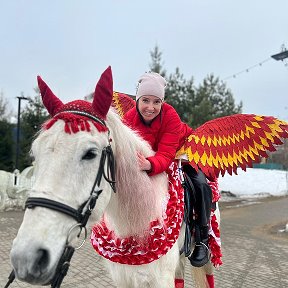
218,168,288,198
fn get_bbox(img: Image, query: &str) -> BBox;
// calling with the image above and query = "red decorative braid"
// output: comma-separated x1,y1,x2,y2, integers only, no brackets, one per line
90,162,184,265
207,178,222,267
208,213,222,267
208,179,221,203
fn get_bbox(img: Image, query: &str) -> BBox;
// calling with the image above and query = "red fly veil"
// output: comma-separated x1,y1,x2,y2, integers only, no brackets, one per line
38,66,113,133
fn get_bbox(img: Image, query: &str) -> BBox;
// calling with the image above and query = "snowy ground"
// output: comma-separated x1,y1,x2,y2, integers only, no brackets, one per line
218,168,288,200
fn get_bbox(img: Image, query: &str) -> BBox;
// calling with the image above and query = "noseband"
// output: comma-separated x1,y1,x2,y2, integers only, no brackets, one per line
5,112,116,288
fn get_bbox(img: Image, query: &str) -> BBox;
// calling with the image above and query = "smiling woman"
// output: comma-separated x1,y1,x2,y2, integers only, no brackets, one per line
137,95,162,122
123,72,217,270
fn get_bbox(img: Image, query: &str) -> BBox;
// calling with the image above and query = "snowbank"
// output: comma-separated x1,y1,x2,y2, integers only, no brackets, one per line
218,168,288,198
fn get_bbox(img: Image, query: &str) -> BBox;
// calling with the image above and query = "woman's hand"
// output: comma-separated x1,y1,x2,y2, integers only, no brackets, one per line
137,152,152,172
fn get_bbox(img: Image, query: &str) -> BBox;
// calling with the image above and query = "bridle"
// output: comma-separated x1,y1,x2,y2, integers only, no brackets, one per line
5,112,116,288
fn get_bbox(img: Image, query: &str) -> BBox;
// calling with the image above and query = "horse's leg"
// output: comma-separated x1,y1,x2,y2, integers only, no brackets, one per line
109,242,179,288
190,265,209,288
201,201,220,288
175,226,186,288
109,265,176,288
175,253,185,287
147,243,179,288
203,261,215,288
174,254,212,288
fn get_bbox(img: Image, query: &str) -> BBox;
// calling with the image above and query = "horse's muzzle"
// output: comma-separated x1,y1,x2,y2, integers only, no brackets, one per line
10,246,55,285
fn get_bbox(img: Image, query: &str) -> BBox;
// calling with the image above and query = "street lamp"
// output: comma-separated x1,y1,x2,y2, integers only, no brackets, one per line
271,50,288,61
15,94,29,177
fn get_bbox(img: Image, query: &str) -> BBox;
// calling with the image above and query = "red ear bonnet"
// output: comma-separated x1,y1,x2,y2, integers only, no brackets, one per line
37,68,112,134
37,76,64,116
92,66,113,120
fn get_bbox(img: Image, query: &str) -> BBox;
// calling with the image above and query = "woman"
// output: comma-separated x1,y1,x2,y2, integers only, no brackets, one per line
123,72,213,268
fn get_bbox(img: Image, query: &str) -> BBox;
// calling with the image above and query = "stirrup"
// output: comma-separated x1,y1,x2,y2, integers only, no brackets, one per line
195,241,209,250
189,241,210,267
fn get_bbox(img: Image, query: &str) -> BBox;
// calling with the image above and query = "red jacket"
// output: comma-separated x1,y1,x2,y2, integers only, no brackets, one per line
123,103,193,175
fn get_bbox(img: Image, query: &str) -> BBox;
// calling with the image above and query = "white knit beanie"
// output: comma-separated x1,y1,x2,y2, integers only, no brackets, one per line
136,72,167,101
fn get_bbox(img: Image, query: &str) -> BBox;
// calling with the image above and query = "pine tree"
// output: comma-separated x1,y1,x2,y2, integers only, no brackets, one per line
0,119,14,171
165,68,195,125
19,88,49,170
0,90,12,121
147,45,242,128
149,45,167,76
193,74,242,127
0,92,14,171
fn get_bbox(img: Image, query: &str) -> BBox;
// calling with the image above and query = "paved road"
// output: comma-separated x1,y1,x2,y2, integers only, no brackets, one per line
1,196,287,287
217,196,288,288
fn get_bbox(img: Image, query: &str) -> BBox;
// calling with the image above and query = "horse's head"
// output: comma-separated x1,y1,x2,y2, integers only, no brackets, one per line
10,67,115,285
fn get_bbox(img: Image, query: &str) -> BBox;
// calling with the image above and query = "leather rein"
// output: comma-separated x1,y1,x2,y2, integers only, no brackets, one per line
5,111,116,288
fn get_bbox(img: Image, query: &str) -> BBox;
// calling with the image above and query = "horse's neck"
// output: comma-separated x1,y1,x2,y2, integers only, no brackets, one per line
106,164,167,237
103,112,168,237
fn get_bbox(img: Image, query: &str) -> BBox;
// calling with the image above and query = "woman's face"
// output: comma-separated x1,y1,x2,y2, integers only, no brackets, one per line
138,95,162,122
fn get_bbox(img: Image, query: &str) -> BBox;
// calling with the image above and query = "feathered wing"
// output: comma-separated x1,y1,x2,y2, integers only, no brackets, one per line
177,114,288,179
112,91,135,118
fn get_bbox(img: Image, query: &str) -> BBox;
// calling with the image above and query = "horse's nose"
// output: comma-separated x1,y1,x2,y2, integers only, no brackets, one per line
11,247,50,283
33,249,50,273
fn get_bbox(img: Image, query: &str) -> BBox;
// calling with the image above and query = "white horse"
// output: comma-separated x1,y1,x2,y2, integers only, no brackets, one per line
10,67,215,288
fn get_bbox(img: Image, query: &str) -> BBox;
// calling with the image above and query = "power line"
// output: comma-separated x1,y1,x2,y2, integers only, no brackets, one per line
223,57,272,81
223,44,288,81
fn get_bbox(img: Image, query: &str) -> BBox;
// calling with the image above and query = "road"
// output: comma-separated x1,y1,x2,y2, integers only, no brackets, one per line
1,196,287,287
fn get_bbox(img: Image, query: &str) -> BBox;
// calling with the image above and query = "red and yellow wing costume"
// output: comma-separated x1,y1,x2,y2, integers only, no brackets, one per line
111,93,288,179
177,114,288,179
112,91,135,118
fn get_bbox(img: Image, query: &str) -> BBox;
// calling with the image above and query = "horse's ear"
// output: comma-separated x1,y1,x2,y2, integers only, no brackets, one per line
37,76,64,116
92,66,113,119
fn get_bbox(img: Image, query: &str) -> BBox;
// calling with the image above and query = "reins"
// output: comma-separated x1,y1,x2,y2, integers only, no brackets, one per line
5,113,116,288
95,145,116,193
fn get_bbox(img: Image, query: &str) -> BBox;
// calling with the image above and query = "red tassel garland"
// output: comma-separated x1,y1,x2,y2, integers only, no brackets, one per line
43,113,108,134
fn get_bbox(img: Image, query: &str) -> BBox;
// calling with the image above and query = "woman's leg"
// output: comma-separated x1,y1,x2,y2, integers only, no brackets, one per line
182,165,212,267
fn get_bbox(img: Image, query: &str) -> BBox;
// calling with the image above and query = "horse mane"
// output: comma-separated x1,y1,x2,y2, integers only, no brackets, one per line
38,108,168,238
105,109,168,237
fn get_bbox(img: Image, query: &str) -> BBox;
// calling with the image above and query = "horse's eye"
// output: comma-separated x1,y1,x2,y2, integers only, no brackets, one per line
82,149,97,160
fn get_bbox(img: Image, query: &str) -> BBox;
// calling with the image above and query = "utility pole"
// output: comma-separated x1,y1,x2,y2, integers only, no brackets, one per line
15,94,29,177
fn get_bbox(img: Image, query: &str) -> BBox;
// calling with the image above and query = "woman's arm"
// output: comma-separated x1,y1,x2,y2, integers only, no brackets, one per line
147,107,183,175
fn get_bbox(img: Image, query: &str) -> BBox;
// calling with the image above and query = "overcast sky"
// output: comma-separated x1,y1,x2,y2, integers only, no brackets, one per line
1,0,287,121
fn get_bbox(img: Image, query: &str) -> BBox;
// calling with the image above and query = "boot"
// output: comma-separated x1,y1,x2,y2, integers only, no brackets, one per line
189,226,209,267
